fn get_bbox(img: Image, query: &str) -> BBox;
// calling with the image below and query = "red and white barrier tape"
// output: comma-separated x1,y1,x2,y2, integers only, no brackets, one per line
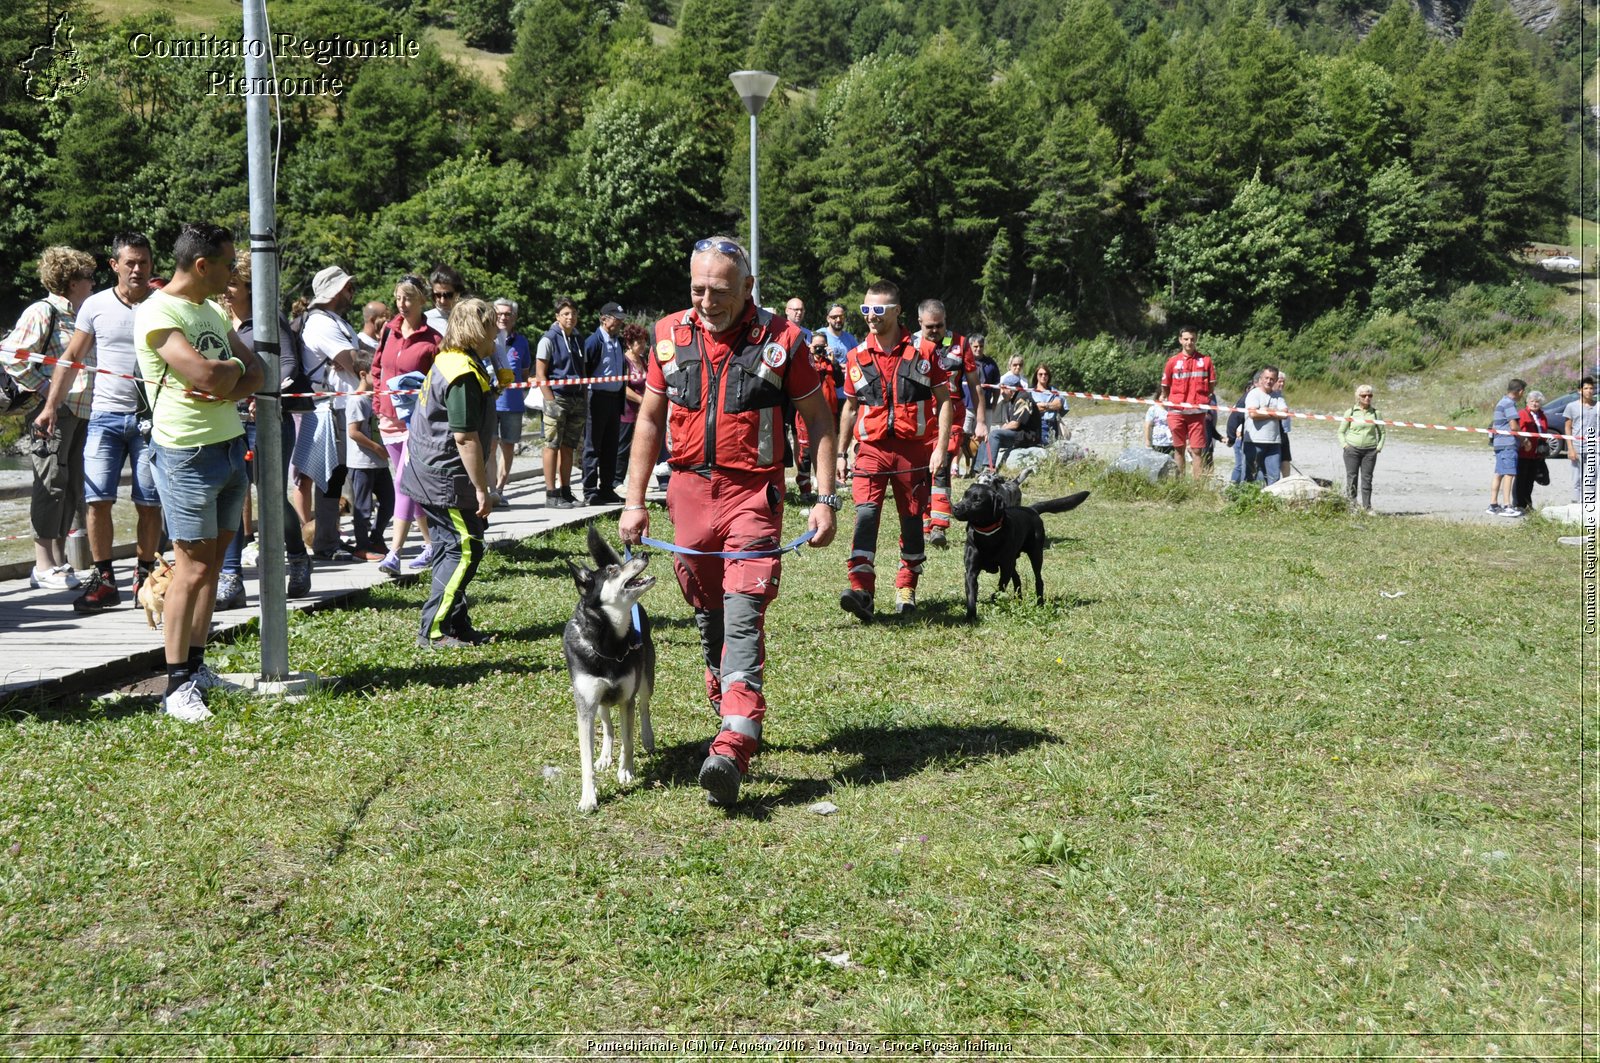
2,342,628,402
979,381,1584,444
6,341,1585,443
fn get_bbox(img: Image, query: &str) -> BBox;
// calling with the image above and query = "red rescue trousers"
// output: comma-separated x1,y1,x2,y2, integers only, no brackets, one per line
848,439,931,596
665,466,785,773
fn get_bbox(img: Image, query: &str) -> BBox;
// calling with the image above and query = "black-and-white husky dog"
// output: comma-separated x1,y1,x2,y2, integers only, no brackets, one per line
563,526,657,812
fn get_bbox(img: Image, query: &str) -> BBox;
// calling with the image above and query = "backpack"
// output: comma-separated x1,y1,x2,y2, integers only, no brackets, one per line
1,302,60,416
281,313,316,412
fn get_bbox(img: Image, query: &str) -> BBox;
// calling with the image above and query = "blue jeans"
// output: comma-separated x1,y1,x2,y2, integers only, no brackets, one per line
1230,438,1247,483
83,411,159,506
1243,439,1281,485
152,435,248,543
983,428,1029,468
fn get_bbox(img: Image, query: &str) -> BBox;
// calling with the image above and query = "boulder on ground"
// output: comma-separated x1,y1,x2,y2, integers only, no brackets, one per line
1540,501,1597,528
1110,447,1177,482
1051,439,1090,464
1000,447,1049,474
1263,473,1328,502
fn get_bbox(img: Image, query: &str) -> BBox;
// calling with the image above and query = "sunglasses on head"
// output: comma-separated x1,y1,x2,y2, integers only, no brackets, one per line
693,238,749,268
400,274,426,290
860,304,897,317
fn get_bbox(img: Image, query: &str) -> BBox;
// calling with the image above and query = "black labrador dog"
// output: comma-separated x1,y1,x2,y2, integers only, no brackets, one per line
949,473,1090,620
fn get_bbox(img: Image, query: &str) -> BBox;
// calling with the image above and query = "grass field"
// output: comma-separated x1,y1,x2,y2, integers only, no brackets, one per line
0,468,1591,1058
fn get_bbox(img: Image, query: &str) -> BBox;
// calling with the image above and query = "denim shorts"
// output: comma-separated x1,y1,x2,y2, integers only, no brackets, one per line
83,411,159,506
496,409,524,443
152,435,248,542
1493,446,1518,477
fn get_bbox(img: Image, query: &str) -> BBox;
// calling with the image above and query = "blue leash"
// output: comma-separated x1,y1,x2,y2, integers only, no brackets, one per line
638,529,816,559
622,529,817,647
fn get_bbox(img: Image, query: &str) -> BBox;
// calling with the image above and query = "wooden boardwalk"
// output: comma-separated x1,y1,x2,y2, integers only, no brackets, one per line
0,469,632,702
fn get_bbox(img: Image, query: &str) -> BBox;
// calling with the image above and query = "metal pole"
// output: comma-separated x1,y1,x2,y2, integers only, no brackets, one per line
749,111,760,307
244,0,288,679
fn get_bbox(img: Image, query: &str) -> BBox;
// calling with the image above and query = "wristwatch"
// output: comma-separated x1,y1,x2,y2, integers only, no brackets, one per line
815,493,842,511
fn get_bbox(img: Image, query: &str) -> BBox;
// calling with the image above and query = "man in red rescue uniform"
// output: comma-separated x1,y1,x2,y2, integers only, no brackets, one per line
912,298,985,547
837,280,953,621
619,236,839,808
1157,326,1216,480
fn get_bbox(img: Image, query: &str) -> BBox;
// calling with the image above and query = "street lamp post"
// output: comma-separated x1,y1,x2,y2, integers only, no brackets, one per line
729,70,780,306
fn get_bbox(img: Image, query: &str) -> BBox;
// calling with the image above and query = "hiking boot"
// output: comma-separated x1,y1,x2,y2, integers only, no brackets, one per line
286,557,312,597
839,588,873,623
896,586,917,616
926,525,947,548
72,571,122,614
698,753,742,807
214,571,246,610
162,681,213,723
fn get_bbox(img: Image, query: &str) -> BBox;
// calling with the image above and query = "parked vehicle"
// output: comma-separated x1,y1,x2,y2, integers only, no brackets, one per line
1538,255,1582,273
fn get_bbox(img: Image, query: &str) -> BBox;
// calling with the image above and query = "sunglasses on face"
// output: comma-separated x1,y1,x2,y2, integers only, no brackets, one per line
860,304,897,317
433,290,458,302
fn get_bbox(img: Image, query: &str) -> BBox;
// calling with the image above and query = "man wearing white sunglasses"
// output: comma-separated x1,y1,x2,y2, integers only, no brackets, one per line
836,281,952,621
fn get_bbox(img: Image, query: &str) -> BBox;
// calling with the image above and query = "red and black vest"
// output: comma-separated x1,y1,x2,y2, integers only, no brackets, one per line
847,334,941,445
654,307,807,473
913,330,970,416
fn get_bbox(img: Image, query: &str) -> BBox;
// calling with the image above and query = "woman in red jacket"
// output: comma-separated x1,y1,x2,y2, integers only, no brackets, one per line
1511,390,1552,514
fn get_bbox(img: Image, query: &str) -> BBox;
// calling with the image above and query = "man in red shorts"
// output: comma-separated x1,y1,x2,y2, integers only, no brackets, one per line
913,298,985,547
1158,326,1216,480
837,281,952,621
619,236,839,808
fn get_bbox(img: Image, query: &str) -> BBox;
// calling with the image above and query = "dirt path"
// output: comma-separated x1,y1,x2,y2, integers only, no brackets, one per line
1068,412,1579,522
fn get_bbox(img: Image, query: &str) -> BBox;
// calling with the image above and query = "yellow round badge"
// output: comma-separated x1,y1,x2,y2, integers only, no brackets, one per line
655,339,675,361
848,364,863,383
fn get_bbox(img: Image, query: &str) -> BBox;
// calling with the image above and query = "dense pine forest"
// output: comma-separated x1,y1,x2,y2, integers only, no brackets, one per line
0,0,1591,394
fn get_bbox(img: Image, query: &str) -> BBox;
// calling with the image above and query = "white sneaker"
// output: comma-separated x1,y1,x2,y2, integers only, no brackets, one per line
193,663,245,693
31,566,73,590
163,681,213,722
55,564,82,589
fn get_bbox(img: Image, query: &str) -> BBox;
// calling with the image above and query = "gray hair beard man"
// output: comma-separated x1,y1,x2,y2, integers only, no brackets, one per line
619,236,838,808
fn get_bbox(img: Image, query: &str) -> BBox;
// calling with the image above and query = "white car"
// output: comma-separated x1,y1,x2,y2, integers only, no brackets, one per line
1538,255,1582,272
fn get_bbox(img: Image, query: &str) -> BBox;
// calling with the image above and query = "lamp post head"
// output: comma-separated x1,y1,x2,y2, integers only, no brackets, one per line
730,70,780,116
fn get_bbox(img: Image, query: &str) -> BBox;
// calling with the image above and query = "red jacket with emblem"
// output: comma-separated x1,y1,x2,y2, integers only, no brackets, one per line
646,305,820,473
844,331,949,445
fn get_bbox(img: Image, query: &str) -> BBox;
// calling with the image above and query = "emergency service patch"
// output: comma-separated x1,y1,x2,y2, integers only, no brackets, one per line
849,365,863,383
761,343,787,369
917,358,931,374
656,339,675,361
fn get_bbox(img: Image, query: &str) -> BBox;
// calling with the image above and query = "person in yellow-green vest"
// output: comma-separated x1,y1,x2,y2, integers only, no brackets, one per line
400,297,500,649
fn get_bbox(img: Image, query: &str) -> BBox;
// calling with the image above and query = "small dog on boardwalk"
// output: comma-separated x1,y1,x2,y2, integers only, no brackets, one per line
563,526,657,813
950,474,1089,621
137,557,174,629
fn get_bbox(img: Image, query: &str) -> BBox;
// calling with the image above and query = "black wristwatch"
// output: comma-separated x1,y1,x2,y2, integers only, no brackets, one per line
816,493,841,511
